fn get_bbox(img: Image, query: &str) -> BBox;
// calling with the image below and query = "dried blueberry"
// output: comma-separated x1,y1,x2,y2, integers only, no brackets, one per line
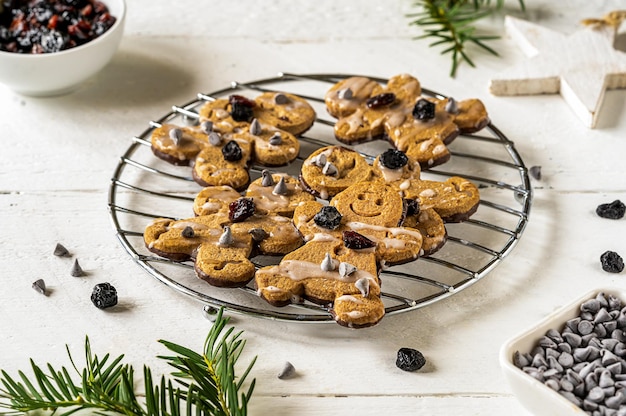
601,251,624,273
366,93,396,109
396,348,426,372
596,200,625,220
91,282,118,309
412,98,435,121
229,198,255,223
343,230,376,250
313,206,342,230
380,149,408,170
222,140,243,161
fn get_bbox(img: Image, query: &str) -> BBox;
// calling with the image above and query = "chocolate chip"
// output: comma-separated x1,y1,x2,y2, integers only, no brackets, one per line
53,243,70,257
274,93,289,105
32,279,46,295
182,226,195,238
169,128,182,145
272,176,288,196
320,253,335,272
70,259,85,277
337,88,353,100
218,226,234,246
248,228,269,242
249,118,262,136
269,132,282,145
444,97,458,114
278,361,296,379
355,277,370,297
208,132,222,146
338,262,357,278
322,161,338,176
200,120,213,134
261,170,275,187
529,165,542,180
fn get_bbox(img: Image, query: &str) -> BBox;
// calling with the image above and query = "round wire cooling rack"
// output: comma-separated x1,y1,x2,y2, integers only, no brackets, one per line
108,72,532,323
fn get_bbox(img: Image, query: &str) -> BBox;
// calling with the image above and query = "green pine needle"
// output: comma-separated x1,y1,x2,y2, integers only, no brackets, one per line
0,308,255,416
408,0,525,77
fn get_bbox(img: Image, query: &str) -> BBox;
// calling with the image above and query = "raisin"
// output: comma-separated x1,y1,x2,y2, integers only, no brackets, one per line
229,95,255,122
380,149,408,170
343,230,376,250
404,198,420,216
91,282,118,309
222,140,243,161
601,251,624,273
412,98,436,121
396,348,426,372
596,200,625,220
314,206,342,229
366,93,396,109
229,198,255,222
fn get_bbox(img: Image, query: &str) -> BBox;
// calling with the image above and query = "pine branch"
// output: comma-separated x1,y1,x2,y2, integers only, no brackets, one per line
0,308,255,416
408,0,525,77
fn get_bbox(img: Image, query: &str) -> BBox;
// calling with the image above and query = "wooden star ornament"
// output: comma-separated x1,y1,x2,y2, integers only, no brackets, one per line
489,13,626,128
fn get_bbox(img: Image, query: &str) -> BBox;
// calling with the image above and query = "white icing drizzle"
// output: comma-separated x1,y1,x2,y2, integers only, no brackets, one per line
257,260,379,287
419,189,437,198
335,295,364,304
346,221,422,240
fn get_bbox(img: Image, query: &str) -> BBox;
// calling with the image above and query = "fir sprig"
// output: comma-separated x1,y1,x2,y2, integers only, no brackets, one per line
0,308,255,416
408,0,526,77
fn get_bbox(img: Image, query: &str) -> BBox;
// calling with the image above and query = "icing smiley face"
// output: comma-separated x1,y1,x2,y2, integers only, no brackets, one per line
324,74,490,169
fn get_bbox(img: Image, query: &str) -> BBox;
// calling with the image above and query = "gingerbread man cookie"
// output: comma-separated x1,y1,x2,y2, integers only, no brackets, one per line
324,74,490,168
300,146,480,223
151,92,316,190
256,181,426,328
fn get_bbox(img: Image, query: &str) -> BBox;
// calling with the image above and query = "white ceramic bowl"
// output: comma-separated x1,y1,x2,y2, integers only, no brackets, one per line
500,287,626,416
0,0,126,96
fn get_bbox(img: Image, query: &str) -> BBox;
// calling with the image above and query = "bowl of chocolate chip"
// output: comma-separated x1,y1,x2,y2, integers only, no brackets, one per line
500,288,626,415
0,0,125,96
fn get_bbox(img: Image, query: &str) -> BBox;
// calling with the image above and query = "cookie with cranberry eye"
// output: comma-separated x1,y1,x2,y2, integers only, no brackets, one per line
198,92,316,137
299,146,375,200
324,73,490,169
144,197,304,288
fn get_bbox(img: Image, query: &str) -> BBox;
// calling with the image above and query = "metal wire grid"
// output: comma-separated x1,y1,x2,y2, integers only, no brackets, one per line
108,73,532,323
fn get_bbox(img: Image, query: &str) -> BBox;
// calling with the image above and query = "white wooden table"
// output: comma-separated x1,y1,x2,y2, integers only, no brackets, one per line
2,1,626,414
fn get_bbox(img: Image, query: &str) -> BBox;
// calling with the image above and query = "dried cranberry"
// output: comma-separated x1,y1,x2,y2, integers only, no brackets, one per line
404,199,420,216
314,206,342,230
601,251,624,273
596,200,625,220
413,98,436,121
229,94,256,108
366,93,396,109
343,230,376,250
379,149,408,170
91,282,118,309
396,348,426,372
229,198,255,223
222,140,243,161
231,102,254,122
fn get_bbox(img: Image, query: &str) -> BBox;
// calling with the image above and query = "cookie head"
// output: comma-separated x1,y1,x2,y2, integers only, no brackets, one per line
331,181,404,227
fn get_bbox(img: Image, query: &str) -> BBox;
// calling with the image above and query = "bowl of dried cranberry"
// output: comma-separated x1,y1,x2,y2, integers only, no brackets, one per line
500,288,626,415
0,0,125,96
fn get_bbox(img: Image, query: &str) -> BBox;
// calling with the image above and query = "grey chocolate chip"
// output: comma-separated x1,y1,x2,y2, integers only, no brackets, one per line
278,361,296,379
169,128,183,145
583,299,602,314
272,177,288,196
529,165,542,180
261,170,275,187
269,132,282,145
544,379,559,391
202,305,219,322
596,308,613,323
322,161,338,176
337,88,353,100
558,352,574,368
201,120,213,133
32,279,46,295
513,351,530,368
313,153,327,168
248,228,269,242
444,97,458,114
249,118,262,136
218,226,234,246
539,336,558,349
320,253,335,272
182,226,195,238
70,259,85,277
579,320,595,335
53,243,70,257
208,132,222,146
558,342,572,354
274,93,289,105
588,386,606,403
338,262,357,278
564,332,583,348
